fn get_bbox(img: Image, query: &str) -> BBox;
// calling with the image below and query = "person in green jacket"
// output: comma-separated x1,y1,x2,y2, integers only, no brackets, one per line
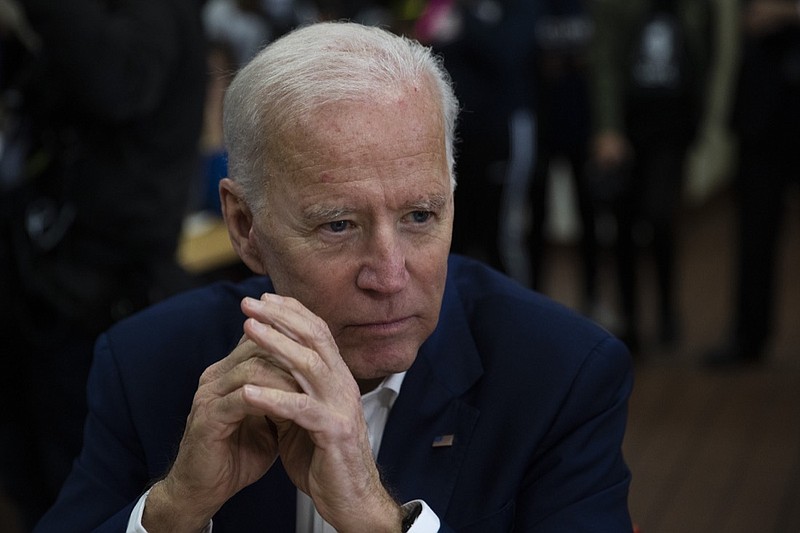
587,0,713,354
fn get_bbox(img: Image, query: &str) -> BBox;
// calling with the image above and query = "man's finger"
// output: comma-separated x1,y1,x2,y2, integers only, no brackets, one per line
242,317,330,395
241,294,345,370
202,352,301,402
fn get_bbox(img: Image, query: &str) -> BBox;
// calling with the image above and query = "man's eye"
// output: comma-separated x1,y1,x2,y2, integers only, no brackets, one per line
327,220,349,233
411,211,432,223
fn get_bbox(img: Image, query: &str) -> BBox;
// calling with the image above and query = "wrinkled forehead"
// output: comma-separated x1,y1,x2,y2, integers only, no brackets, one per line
267,82,446,183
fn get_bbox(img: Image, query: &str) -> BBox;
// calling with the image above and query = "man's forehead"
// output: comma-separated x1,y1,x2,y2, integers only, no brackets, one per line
259,80,449,208
271,118,442,175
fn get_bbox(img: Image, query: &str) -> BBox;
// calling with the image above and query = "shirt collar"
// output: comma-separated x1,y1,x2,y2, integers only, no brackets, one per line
361,371,406,407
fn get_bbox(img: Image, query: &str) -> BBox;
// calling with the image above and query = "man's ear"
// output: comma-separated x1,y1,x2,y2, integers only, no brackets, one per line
219,177,267,275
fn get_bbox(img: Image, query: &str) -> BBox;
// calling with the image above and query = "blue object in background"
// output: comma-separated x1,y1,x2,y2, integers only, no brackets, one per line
203,149,228,215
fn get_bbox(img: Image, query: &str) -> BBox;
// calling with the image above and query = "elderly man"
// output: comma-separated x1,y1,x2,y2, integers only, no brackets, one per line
36,22,633,532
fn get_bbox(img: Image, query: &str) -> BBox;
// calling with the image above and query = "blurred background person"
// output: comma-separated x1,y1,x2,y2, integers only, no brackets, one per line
527,0,599,316
705,0,800,367
198,0,318,216
588,0,713,354
0,0,206,528
415,0,538,280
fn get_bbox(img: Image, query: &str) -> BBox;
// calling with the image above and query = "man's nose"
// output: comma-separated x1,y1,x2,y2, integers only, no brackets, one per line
356,227,409,293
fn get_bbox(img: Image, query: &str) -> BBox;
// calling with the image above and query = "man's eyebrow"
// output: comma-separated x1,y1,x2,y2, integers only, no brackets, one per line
409,193,449,211
302,204,353,222
301,193,449,221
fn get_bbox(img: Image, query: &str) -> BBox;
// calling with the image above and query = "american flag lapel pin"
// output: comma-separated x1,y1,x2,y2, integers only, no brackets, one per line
432,434,455,447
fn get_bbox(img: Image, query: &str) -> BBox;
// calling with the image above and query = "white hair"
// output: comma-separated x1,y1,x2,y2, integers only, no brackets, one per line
222,21,459,210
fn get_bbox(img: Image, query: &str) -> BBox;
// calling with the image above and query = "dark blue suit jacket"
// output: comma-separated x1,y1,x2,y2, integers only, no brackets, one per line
36,255,633,532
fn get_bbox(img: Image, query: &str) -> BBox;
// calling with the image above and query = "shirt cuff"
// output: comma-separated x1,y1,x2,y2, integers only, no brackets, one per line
404,499,440,532
127,487,213,533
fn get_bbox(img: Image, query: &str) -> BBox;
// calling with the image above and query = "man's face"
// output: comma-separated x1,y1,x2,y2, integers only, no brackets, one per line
249,84,453,386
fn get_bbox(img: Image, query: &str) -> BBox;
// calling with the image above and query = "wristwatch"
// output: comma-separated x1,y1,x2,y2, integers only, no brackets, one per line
401,501,423,532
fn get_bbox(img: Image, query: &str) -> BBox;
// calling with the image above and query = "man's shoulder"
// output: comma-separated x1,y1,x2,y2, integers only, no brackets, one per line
443,254,623,365
102,276,272,369
446,254,581,324
113,275,269,328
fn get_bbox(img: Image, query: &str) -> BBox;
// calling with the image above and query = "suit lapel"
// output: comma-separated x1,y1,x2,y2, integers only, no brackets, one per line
378,279,482,514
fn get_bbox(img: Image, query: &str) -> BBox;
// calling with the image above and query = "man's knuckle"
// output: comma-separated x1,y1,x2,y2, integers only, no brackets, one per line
308,314,332,341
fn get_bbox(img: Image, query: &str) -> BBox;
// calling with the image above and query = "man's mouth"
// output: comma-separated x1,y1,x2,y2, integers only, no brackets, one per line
350,316,414,335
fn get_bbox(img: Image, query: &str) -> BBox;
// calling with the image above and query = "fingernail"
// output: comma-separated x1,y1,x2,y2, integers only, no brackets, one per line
245,317,267,333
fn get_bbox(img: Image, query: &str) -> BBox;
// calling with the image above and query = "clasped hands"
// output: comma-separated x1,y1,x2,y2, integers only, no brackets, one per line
142,293,402,532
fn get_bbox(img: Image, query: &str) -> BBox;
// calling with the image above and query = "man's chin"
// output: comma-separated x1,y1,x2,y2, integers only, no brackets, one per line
343,347,418,383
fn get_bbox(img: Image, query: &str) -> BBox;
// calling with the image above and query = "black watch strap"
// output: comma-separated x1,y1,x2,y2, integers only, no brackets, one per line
401,501,423,532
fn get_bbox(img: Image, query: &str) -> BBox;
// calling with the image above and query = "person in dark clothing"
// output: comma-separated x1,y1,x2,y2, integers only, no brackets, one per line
705,0,800,367
588,0,713,353
0,0,206,528
528,0,599,312
416,0,539,279
35,22,633,532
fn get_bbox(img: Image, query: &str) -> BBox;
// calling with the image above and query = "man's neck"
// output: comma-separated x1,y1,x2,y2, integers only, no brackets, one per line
357,377,385,395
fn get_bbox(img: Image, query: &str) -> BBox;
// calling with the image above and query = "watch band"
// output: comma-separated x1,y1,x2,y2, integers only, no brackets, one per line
401,501,423,532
